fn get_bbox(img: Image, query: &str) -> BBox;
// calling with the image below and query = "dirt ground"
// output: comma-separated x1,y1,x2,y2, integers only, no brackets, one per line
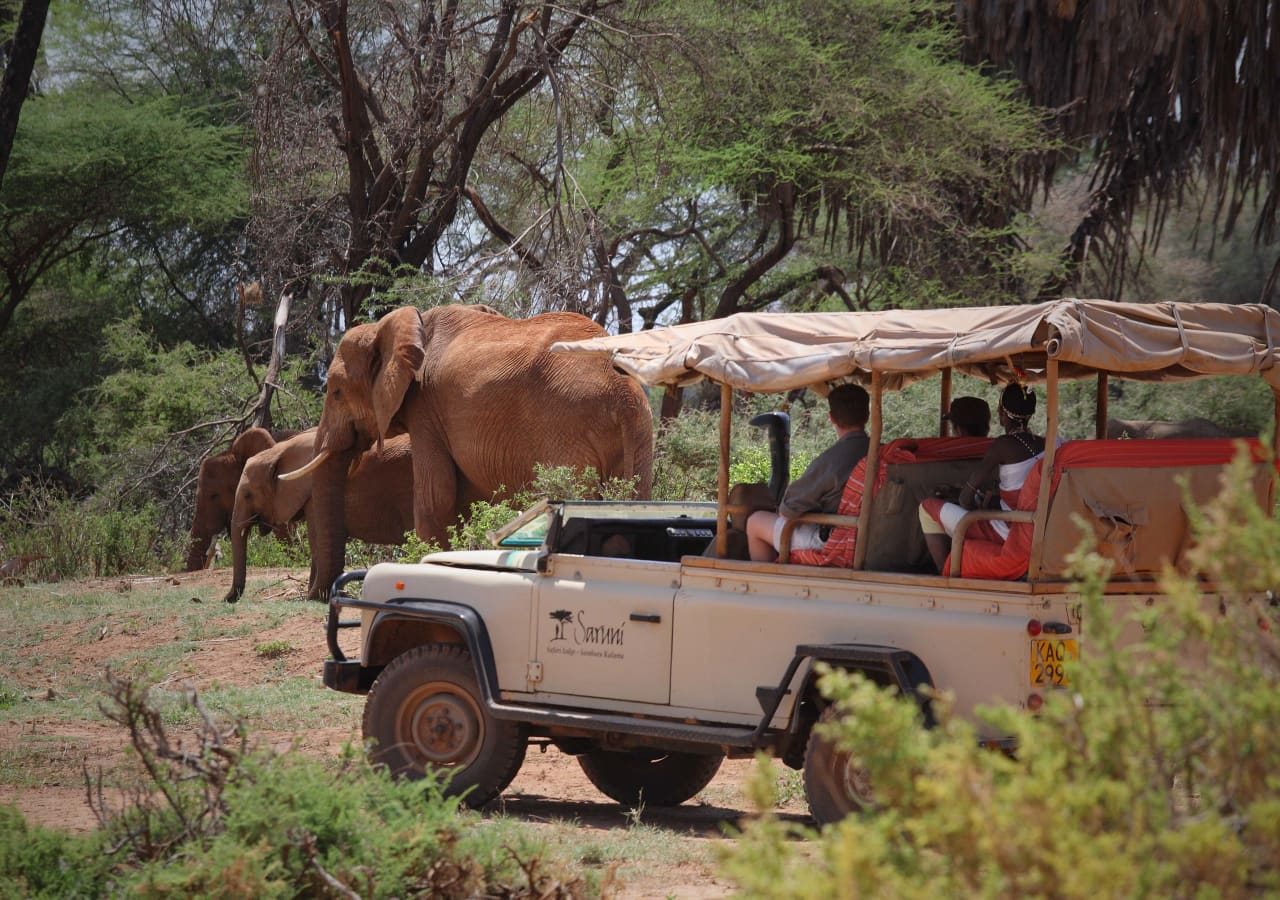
0,568,813,898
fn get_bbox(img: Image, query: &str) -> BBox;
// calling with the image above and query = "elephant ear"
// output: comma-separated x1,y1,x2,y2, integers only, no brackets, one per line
270,452,312,523
371,307,427,440
231,427,276,464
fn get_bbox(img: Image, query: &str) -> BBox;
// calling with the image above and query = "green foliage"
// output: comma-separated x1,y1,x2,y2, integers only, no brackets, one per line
0,677,585,898
395,531,445,564
0,805,113,899
252,640,294,660
652,411,722,501
591,0,1053,312
721,449,1280,897
0,477,179,579
243,526,313,570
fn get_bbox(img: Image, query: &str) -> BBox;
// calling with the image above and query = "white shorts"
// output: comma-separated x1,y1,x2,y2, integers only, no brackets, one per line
932,501,1012,541
773,517,826,552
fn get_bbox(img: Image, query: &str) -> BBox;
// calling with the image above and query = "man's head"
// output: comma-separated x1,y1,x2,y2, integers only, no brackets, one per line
827,383,870,430
945,396,991,437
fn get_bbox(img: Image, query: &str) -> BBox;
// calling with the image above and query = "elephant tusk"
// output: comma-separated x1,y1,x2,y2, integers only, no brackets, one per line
279,449,330,482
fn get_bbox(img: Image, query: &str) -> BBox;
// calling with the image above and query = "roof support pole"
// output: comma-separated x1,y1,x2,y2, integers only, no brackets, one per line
939,368,952,436
715,382,732,558
1273,386,1280,457
1271,387,1280,513
851,370,883,571
1095,372,1109,439
1028,359,1059,581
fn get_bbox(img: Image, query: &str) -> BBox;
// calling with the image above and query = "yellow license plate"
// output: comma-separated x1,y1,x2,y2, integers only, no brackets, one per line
1030,638,1078,687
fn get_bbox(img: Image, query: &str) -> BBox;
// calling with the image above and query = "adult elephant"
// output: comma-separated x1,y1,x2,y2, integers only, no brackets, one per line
183,427,300,571
283,305,654,598
225,431,414,603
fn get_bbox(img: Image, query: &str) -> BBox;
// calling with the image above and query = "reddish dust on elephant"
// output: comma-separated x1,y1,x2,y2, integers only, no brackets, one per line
283,305,655,598
184,427,300,571
224,431,414,603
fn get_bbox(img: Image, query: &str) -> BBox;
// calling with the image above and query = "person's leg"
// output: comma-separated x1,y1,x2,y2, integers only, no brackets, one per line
746,510,780,562
918,500,951,573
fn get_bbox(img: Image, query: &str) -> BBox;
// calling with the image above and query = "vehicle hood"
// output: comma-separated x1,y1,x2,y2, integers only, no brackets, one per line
417,549,543,572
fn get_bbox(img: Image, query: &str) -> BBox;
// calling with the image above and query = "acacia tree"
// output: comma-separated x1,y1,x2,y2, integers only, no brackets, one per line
960,0,1280,301
0,91,246,337
451,0,1050,336
252,0,616,328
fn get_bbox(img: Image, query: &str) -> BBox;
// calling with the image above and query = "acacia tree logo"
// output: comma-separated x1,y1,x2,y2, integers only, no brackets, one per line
549,609,574,641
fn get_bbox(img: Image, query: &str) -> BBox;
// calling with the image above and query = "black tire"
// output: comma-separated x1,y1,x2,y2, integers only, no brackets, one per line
803,705,874,826
577,749,724,806
362,643,527,808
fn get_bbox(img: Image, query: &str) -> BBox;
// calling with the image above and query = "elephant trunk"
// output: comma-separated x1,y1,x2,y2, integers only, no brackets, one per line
184,531,213,572
308,450,351,601
224,520,250,603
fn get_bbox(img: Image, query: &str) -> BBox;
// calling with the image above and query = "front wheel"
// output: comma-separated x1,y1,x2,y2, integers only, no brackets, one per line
362,643,527,808
578,749,724,806
803,705,874,826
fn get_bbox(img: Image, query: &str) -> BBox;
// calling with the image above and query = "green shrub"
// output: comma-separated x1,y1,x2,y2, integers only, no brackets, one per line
122,751,570,898
242,525,312,569
0,804,113,898
652,410,721,500
721,450,1280,897
0,478,179,580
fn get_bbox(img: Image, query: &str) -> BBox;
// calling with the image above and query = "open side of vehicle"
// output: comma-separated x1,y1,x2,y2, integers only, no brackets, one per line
322,300,1280,823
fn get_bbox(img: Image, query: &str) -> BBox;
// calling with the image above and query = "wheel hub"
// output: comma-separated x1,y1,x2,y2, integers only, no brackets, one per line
403,687,482,768
839,753,874,807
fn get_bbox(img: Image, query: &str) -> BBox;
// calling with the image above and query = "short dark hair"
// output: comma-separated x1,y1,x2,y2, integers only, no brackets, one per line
945,396,991,437
827,383,870,428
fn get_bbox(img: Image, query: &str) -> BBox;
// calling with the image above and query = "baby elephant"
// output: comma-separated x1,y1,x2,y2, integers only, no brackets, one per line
225,430,414,603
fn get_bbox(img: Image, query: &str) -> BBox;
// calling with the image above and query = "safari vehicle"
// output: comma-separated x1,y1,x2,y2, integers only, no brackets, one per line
321,300,1279,824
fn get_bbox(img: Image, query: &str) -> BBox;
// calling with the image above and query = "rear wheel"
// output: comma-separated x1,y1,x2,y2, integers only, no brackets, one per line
803,705,874,826
577,749,724,806
362,643,527,807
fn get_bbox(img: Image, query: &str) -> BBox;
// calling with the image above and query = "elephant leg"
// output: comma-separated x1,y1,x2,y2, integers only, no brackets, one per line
305,501,319,597
408,426,457,548
309,452,351,601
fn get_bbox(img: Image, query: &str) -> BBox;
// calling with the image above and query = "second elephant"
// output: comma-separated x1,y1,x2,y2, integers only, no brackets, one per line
226,430,414,603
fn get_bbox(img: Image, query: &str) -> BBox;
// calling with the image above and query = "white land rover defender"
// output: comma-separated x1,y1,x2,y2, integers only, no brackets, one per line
321,300,1279,824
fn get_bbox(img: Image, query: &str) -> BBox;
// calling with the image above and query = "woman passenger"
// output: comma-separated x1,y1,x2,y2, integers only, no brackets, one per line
918,384,1044,573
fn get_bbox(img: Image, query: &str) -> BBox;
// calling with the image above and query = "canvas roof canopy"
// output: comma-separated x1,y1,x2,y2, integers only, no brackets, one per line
551,299,1280,393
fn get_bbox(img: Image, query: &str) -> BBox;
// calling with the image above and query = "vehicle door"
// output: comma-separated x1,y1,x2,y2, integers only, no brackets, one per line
533,555,677,705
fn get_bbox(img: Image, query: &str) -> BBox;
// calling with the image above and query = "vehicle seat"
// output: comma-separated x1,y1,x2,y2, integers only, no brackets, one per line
954,438,1270,581
788,436,992,568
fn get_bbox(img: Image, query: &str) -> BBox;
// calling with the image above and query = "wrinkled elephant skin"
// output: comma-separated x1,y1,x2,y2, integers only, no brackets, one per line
303,305,655,598
225,433,414,602
183,427,299,571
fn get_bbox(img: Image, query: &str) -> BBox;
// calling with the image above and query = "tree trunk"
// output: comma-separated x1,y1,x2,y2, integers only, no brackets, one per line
0,0,51,189
250,291,292,430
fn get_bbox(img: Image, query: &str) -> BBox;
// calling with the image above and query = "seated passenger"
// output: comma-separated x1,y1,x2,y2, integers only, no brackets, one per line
944,395,991,438
918,383,1043,573
746,384,870,562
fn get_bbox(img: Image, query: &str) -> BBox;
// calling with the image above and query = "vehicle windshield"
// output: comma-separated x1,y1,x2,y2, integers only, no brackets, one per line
490,500,718,549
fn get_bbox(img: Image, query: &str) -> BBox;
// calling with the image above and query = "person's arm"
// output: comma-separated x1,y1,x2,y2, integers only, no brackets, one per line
958,444,1003,509
777,442,851,519
777,462,833,519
